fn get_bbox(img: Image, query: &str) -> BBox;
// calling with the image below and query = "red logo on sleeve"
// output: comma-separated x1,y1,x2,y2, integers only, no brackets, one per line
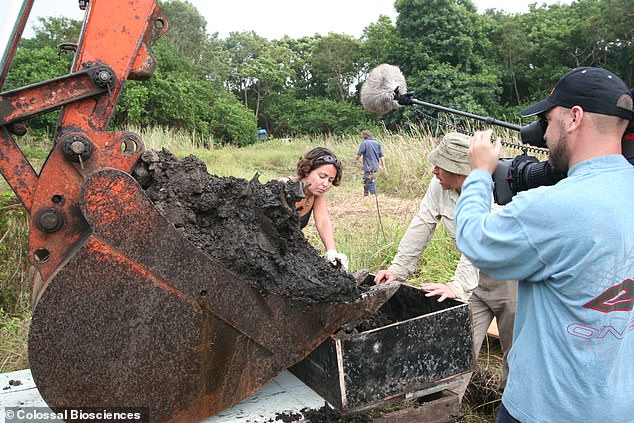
583,279,634,313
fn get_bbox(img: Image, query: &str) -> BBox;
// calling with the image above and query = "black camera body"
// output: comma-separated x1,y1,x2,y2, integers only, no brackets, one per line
492,119,566,205
493,155,566,205
492,117,634,205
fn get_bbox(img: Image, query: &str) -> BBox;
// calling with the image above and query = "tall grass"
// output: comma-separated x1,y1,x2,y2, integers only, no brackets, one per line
0,200,32,311
0,131,49,373
0,192,33,373
0,309,30,373
137,125,440,198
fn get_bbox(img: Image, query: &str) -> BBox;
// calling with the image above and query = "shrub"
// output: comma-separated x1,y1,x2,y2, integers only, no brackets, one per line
210,93,258,147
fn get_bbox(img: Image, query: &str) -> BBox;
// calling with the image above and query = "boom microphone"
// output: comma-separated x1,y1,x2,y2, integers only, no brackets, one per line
361,63,524,133
360,64,407,115
359,63,564,206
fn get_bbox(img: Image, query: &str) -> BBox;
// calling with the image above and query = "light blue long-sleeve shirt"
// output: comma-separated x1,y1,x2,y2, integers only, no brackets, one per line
455,155,634,423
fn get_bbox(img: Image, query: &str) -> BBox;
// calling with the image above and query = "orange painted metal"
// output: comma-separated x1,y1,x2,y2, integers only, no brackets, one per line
0,127,37,211
0,68,111,126
27,0,166,287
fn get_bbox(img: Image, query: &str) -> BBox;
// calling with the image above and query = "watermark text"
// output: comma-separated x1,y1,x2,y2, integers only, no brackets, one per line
4,407,148,422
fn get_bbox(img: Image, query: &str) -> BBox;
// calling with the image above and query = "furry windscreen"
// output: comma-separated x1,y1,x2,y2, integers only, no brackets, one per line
360,64,407,115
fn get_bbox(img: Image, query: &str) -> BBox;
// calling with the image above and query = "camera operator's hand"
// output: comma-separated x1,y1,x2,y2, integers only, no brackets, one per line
469,130,501,175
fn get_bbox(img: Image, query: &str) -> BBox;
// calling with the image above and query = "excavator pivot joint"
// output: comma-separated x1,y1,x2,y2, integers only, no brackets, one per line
34,208,64,233
61,134,93,163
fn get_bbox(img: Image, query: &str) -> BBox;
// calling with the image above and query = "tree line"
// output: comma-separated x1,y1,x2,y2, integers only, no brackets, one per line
5,0,633,146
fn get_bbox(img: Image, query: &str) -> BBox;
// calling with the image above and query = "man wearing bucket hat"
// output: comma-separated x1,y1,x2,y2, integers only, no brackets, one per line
374,131,518,402
456,67,634,422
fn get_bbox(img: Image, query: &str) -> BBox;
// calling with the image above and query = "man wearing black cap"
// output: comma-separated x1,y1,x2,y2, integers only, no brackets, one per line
455,67,634,422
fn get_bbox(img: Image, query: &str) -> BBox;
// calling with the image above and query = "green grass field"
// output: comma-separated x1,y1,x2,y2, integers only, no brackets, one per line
0,125,518,421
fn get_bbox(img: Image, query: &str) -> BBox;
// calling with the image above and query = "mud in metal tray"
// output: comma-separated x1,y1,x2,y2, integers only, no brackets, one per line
290,282,475,413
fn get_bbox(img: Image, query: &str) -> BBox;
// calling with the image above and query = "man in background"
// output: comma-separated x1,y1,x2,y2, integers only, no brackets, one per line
355,129,386,196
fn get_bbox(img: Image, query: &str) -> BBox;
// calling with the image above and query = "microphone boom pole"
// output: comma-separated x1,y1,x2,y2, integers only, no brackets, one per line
360,63,522,132
405,97,522,132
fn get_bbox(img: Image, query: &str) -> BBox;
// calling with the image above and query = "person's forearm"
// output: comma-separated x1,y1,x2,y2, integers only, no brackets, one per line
389,211,436,279
313,197,337,251
316,221,336,251
448,254,479,301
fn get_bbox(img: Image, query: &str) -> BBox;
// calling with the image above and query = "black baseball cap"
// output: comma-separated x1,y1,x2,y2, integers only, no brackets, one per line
520,67,633,120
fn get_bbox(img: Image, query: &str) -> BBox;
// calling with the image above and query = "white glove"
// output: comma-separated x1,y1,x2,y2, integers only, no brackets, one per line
326,249,349,271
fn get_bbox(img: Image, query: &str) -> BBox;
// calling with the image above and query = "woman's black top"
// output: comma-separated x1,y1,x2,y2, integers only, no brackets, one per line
298,206,313,229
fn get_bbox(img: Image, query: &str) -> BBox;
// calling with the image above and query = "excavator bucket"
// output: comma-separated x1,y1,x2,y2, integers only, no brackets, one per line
28,169,399,422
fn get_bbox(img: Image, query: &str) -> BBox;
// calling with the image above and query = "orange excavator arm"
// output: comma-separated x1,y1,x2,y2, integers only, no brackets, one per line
0,1,396,421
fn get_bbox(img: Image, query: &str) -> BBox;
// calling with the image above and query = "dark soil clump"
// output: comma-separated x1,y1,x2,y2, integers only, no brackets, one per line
135,149,362,304
275,403,372,422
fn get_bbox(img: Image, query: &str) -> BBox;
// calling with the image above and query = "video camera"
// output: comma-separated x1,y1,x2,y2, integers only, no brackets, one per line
396,90,634,205
492,100,634,204
490,120,565,205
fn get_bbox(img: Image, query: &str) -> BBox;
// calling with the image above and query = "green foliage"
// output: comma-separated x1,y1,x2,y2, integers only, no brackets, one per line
144,75,214,134
276,35,323,99
29,16,82,48
361,15,398,69
158,0,209,71
116,82,150,125
272,97,373,135
242,41,296,120
223,31,270,103
393,0,484,74
410,63,501,115
209,92,258,146
116,37,257,145
389,0,502,124
311,33,363,101
486,0,634,112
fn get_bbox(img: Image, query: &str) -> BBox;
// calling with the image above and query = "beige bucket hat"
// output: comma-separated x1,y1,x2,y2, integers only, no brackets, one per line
428,132,472,176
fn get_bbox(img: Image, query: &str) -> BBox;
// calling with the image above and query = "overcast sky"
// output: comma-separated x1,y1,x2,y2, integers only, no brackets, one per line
23,0,574,40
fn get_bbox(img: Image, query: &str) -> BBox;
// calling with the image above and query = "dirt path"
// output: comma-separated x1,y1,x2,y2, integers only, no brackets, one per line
327,188,419,230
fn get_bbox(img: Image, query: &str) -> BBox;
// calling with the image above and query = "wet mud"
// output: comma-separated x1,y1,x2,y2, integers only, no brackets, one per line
275,403,372,422
135,149,362,304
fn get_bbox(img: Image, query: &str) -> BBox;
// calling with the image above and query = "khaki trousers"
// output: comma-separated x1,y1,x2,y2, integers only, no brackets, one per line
453,273,517,402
